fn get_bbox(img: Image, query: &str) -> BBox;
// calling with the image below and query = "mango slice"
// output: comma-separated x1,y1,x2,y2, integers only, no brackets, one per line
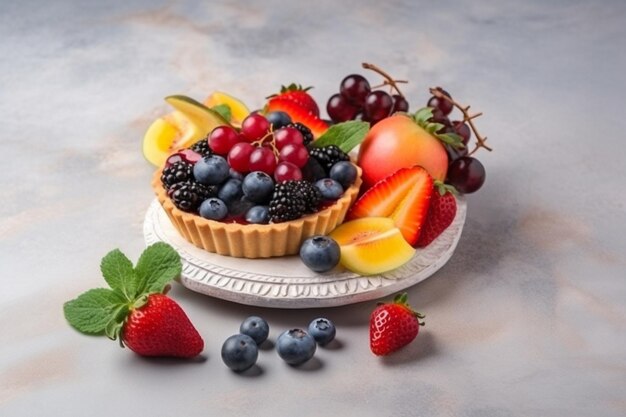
204,91,250,127
329,218,415,276
142,95,230,167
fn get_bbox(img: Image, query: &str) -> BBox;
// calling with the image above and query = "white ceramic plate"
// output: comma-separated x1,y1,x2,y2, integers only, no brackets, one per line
143,197,466,308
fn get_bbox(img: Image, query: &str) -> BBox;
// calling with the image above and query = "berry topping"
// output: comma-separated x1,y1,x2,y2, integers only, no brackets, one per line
329,161,357,189
161,161,193,190
266,111,292,129
309,145,350,173
315,178,344,200
193,155,230,185
286,122,314,146
171,182,215,212
242,171,275,204
241,113,270,142
268,180,321,223
208,126,241,155
245,205,270,224
199,197,228,220
188,138,213,157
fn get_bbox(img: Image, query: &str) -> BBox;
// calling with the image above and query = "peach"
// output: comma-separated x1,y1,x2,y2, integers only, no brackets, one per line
357,114,448,188
329,218,415,275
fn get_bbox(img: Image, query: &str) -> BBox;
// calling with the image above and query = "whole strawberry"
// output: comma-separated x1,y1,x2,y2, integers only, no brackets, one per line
416,182,458,248
369,293,424,356
268,83,320,117
64,243,204,358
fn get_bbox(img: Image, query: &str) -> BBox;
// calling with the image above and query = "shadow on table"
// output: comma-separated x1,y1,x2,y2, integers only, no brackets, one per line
380,331,438,366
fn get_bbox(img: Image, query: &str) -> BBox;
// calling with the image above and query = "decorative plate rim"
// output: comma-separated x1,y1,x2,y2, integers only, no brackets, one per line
143,196,466,308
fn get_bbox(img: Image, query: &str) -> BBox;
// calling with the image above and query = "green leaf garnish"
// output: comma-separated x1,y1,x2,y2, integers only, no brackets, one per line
63,243,182,340
210,104,232,122
63,288,127,335
100,249,137,300
413,107,465,149
135,242,182,294
312,120,370,153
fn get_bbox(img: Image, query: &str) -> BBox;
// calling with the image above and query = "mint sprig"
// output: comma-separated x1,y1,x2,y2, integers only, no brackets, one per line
312,120,370,153
210,104,232,122
64,243,182,340
412,107,465,150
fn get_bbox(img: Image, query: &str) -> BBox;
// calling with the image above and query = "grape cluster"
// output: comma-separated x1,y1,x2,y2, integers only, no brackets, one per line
326,74,408,125
427,88,486,194
210,113,312,183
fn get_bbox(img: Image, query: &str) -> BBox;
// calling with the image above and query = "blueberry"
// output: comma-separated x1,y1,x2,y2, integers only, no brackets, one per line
193,155,230,185
299,236,341,273
329,161,357,189
240,316,270,345
245,205,270,224
301,157,326,182
199,197,228,220
266,111,292,129
221,334,258,372
315,178,344,200
276,329,316,366
308,318,336,346
242,171,275,204
218,179,243,205
229,168,244,181
227,196,255,217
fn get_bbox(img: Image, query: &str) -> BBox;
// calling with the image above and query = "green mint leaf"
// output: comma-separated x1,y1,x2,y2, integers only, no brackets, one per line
63,288,127,335
312,121,370,153
134,243,182,294
100,249,137,300
413,107,434,125
211,104,232,122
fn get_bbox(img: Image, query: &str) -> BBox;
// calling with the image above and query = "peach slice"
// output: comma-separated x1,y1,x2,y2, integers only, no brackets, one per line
329,218,415,275
142,95,230,167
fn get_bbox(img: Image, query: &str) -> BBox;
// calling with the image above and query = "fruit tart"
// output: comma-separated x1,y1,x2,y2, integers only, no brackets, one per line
150,101,362,258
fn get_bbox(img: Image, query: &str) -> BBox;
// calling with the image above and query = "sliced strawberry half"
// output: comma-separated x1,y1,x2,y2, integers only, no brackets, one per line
267,83,320,117
416,183,457,247
347,166,433,245
266,97,328,138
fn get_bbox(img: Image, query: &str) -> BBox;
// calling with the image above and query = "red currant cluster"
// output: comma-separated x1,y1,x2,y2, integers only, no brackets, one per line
427,87,487,194
209,113,309,182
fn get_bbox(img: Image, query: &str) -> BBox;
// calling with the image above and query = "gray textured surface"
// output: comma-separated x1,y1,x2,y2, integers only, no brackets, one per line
1,0,625,416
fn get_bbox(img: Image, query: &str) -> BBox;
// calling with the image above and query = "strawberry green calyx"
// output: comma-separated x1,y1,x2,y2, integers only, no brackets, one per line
392,292,426,326
412,107,465,150
63,243,182,345
434,180,458,196
266,83,313,99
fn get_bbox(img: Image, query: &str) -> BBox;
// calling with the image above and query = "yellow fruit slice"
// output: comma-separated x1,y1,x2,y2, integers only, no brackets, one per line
142,95,231,167
330,217,395,245
204,91,250,126
329,218,415,276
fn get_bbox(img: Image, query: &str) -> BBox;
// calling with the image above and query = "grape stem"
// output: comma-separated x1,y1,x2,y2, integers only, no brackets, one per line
429,87,492,155
362,62,406,98
252,131,280,158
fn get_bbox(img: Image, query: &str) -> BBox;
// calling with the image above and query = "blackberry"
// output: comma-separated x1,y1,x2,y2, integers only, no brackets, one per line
169,182,217,212
287,122,314,146
268,181,321,223
189,138,213,157
161,161,193,190
309,145,350,173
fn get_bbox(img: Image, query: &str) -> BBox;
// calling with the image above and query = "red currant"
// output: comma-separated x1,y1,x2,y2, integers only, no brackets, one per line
274,127,304,149
279,144,309,168
248,146,277,174
274,161,303,182
241,113,270,142
209,126,241,155
227,142,255,173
